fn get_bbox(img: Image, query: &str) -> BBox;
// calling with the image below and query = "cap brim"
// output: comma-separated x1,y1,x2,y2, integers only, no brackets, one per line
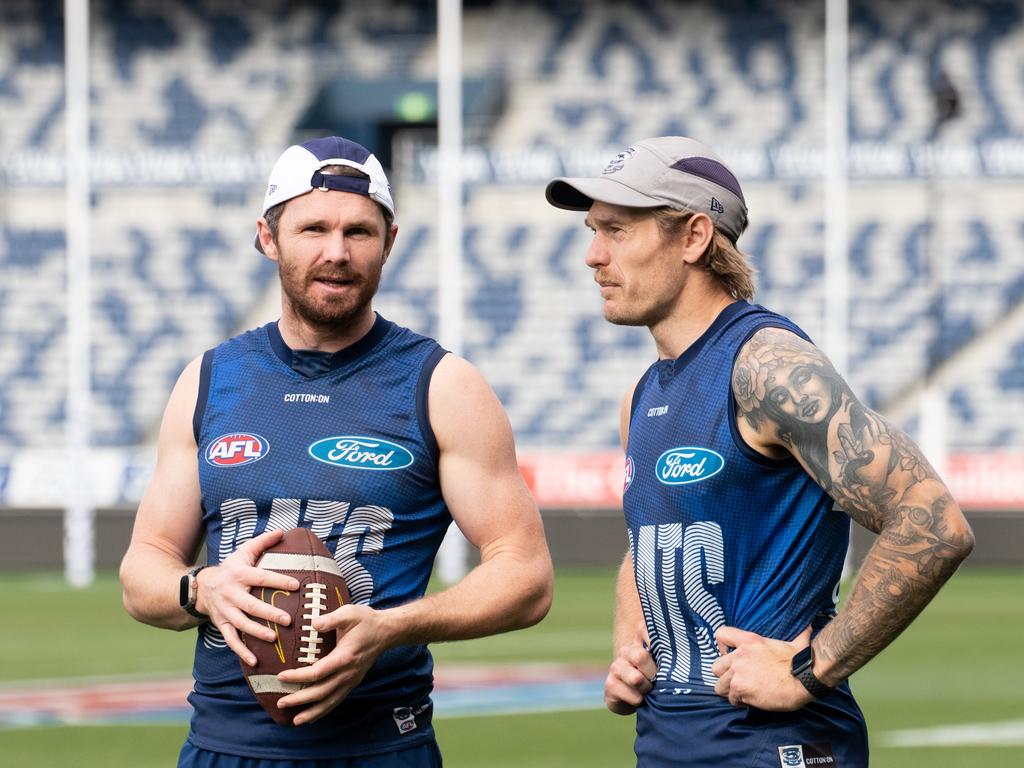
545,177,664,211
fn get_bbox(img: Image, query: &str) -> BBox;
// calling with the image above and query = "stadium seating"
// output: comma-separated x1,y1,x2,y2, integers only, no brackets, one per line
2,0,1024,454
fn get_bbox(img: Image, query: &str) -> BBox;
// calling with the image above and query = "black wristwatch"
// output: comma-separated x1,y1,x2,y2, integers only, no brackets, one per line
179,565,208,620
790,645,834,699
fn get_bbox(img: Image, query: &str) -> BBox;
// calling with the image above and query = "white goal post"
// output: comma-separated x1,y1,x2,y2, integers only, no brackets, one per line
64,0,94,588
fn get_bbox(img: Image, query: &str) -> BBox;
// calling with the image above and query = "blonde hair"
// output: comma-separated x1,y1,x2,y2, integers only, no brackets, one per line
653,208,756,301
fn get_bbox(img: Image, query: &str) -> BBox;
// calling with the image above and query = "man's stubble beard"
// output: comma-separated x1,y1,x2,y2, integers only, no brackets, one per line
602,290,673,329
278,255,384,330
604,304,648,327
603,264,687,329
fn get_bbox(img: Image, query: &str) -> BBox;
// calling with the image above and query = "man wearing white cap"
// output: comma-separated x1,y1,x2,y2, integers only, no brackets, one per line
546,137,973,766
121,136,553,767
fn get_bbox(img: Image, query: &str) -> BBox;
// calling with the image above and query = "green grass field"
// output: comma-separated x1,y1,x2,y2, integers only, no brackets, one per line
2,566,1021,767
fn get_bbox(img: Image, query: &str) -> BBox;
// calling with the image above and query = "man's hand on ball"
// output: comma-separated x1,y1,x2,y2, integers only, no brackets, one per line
711,625,815,712
194,529,300,666
276,603,395,725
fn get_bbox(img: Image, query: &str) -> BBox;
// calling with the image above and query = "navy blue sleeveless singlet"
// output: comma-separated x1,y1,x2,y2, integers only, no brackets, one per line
189,314,451,760
624,301,868,767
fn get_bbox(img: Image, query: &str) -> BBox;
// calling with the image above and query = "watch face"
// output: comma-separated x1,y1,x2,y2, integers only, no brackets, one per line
179,573,190,607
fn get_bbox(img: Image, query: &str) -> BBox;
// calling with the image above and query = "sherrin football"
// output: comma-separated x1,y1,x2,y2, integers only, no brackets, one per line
241,527,351,726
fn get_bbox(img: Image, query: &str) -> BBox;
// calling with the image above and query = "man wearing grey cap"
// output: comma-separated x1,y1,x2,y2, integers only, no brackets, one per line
546,136,972,766
121,136,553,767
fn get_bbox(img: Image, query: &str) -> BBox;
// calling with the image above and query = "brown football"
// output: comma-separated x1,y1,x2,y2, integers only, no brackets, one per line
241,527,351,726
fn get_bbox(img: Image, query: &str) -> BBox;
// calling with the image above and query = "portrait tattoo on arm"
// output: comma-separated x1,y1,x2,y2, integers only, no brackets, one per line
732,328,974,682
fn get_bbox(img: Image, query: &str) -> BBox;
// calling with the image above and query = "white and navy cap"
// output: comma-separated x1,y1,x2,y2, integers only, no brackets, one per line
545,136,748,243
256,136,395,252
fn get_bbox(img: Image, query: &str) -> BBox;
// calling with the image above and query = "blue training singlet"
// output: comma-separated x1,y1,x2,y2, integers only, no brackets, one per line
189,314,451,760
624,301,867,767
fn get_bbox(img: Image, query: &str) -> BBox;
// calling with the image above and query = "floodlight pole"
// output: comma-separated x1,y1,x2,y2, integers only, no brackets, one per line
825,0,853,578
438,0,464,358
824,0,849,377
919,75,958,478
64,0,94,587
920,168,946,472
436,0,468,584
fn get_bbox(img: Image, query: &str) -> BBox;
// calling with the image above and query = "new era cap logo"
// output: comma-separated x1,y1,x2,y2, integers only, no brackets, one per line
268,184,277,195
710,197,724,213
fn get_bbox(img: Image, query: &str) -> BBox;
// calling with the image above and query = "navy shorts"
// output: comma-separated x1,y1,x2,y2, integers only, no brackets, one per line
177,740,442,768
635,686,868,767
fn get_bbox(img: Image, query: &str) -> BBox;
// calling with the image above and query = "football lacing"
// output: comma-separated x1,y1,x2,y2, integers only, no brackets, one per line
298,583,328,664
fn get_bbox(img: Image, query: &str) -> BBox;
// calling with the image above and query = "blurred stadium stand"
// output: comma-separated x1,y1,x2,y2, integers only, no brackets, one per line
2,0,1024,565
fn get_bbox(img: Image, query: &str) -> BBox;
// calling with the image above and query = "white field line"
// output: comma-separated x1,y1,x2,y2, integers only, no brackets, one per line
881,719,1024,747
0,662,602,691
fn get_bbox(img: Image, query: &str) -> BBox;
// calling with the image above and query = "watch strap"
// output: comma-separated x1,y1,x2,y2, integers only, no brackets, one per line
180,565,208,620
791,646,834,699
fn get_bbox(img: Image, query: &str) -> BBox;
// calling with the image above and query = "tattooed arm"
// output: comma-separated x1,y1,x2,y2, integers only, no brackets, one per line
711,327,973,709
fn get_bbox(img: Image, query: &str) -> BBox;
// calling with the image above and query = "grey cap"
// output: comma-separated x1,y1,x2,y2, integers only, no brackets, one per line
545,136,748,243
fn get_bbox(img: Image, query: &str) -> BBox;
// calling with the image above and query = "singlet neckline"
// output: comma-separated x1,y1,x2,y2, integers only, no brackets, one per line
265,313,393,378
659,299,749,377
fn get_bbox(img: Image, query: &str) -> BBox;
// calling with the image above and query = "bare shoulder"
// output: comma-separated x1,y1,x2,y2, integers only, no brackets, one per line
158,353,206,450
428,352,498,412
129,354,207,558
429,350,476,391
620,381,638,452
428,353,513,453
426,353,540,551
173,353,205,400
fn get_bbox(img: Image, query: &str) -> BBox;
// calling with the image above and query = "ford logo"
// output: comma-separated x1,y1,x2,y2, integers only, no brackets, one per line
655,447,724,485
308,436,414,471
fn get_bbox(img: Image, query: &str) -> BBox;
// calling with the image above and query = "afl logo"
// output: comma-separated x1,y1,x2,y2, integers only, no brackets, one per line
206,433,268,467
623,455,635,492
655,447,724,485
